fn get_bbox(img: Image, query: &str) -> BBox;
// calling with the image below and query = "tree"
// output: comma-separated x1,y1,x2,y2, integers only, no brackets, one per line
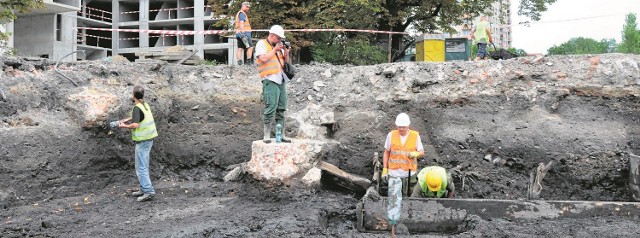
0,0,43,43
208,0,556,64
508,47,528,57
547,37,613,55
518,0,557,21
618,13,640,54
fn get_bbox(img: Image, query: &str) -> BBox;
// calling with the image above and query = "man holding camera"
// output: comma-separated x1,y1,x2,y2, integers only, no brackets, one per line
255,25,291,143
116,85,158,202
234,2,253,65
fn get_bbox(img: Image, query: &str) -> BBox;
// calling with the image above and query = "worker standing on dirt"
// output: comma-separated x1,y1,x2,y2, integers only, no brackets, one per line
117,85,158,202
470,16,493,61
255,25,292,143
411,166,456,198
235,2,253,65
382,113,425,195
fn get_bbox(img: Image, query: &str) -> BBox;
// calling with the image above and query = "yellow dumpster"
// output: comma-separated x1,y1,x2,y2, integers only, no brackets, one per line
415,34,445,62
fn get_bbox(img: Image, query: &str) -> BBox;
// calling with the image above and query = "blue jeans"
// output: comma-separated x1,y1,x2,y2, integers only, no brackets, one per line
135,140,155,194
477,43,488,58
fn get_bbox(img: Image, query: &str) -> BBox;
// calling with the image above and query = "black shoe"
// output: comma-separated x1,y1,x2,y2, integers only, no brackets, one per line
136,193,154,202
263,138,272,143
237,60,244,66
281,138,292,143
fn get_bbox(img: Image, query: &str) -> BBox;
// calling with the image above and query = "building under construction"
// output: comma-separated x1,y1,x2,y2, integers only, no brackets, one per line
5,0,235,63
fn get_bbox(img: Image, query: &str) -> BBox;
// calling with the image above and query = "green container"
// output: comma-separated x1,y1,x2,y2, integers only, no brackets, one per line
444,38,471,61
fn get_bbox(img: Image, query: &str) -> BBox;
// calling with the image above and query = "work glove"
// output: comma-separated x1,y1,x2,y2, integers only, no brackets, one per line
409,151,420,159
381,168,389,183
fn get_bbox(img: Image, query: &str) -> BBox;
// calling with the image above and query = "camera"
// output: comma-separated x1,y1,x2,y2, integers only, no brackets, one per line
281,39,291,49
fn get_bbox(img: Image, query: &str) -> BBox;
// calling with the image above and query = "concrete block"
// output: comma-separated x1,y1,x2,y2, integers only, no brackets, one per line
223,165,245,182
301,167,322,188
246,139,325,184
66,87,119,128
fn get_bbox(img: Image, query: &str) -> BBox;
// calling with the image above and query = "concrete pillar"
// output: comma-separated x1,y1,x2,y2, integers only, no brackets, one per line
229,38,237,65
52,12,77,61
6,22,14,49
139,0,149,49
630,153,640,201
111,0,119,55
193,0,205,59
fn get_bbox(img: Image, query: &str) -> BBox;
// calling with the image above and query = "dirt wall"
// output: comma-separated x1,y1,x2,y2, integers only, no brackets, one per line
1,54,640,236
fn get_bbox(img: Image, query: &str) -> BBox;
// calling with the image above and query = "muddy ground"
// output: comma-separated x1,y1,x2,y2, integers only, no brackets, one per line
1,54,640,237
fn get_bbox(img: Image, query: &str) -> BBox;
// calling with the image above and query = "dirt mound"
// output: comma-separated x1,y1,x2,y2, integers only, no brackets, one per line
1,54,640,236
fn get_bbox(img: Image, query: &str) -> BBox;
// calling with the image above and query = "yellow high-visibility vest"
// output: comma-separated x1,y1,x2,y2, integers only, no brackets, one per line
131,102,158,142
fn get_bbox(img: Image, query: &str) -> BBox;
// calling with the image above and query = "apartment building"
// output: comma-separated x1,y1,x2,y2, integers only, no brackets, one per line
6,0,235,63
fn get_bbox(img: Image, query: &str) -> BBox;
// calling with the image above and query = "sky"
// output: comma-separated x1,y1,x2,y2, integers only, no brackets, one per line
510,0,640,54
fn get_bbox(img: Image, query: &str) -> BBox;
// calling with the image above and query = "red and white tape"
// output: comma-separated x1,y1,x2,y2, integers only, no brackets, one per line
76,27,229,35
75,27,408,35
77,33,112,40
121,5,211,14
80,6,113,15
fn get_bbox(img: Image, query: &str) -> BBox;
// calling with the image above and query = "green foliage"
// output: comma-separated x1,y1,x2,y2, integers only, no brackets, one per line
471,44,478,58
618,13,640,54
312,33,386,65
202,59,219,66
518,0,557,21
208,0,555,64
508,47,527,57
547,37,614,55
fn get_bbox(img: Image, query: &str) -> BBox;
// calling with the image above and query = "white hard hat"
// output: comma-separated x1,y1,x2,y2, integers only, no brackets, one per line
395,113,410,126
269,25,286,39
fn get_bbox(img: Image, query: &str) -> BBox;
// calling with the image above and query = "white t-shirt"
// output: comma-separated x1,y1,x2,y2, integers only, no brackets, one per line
384,131,424,178
255,40,289,84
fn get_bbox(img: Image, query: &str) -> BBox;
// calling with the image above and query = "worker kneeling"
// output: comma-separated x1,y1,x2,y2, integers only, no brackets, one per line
411,166,456,198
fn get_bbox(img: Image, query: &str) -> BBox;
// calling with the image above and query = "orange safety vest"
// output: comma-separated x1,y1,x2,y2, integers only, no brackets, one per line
234,10,251,32
256,39,284,78
388,130,419,172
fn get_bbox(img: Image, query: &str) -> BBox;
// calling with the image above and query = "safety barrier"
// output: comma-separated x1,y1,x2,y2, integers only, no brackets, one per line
121,5,211,14
74,27,408,36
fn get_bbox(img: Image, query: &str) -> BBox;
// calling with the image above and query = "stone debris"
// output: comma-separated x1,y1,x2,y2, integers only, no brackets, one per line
223,165,245,182
66,88,120,128
245,139,325,185
301,167,322,188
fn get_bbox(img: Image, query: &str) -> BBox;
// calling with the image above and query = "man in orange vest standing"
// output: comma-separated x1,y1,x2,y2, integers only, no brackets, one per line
382,113,425,195
254,25,292,143
234,2,253,65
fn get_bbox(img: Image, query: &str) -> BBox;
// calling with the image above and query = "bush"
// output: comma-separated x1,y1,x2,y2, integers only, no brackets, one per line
312,36,386,65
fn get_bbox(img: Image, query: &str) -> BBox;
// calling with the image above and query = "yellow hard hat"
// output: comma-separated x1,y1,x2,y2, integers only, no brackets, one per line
425,169,442,192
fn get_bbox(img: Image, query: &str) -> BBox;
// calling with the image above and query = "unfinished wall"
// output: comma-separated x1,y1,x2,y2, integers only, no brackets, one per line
14,14,56,58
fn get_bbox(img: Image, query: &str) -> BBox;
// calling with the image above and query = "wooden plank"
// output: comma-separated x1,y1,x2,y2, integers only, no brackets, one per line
319,161,371,194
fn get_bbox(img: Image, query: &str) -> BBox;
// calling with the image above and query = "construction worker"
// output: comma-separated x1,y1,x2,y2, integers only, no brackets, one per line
234,2,253,65
117,85,158,202
470,16,493,61
255,25,292,143
411,166,456,198
382,113,425,196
